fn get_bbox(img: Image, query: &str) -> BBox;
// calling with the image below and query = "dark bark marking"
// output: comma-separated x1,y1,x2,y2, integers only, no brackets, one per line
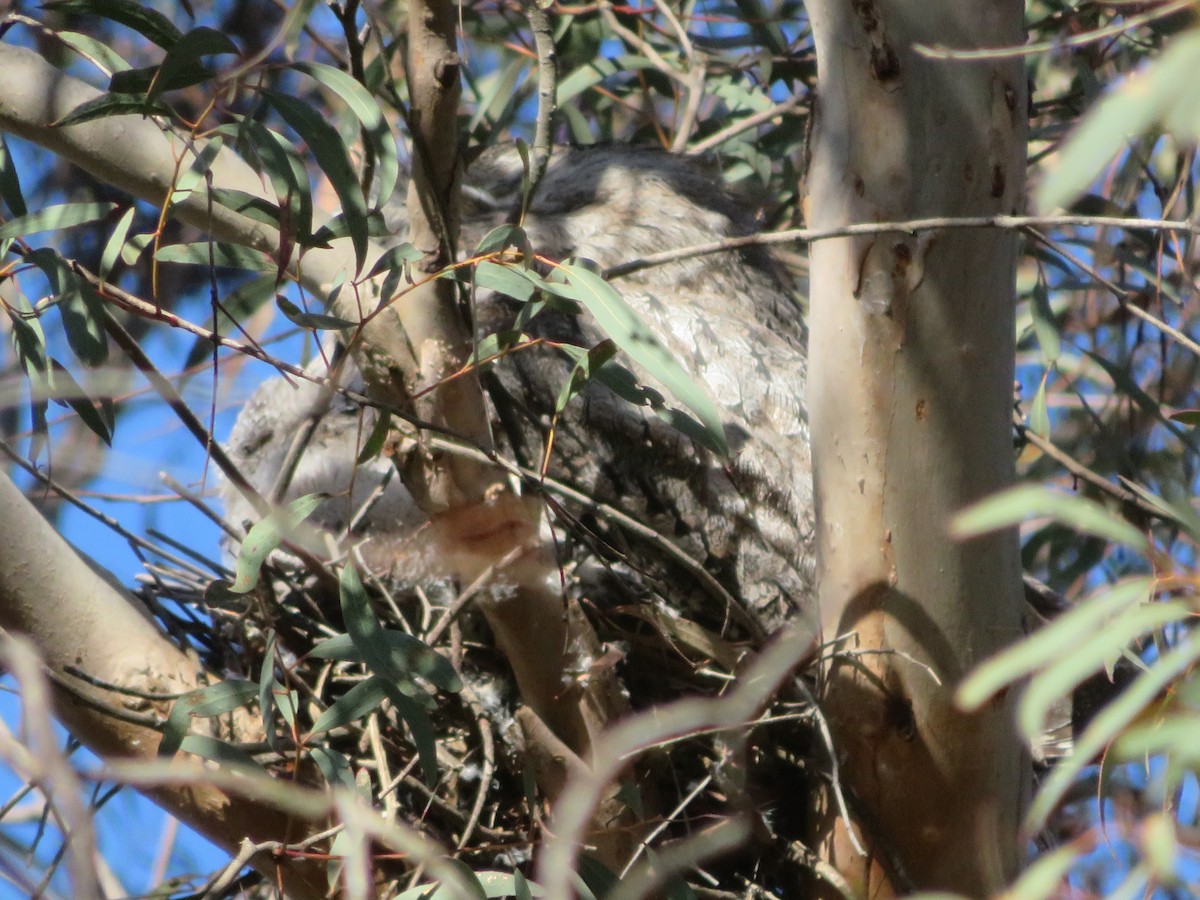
870,42,900,82
991,163,1006,199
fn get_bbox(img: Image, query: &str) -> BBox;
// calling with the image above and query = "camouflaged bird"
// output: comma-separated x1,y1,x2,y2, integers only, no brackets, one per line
221,144,813,634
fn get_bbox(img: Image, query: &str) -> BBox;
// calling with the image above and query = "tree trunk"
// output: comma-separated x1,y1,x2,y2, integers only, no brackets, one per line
805,2,1029,893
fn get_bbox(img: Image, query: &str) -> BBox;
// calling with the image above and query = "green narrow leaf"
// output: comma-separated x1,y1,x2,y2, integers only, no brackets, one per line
231,493,326,593
156,241,274,271
1028,637,1200,834
560,349,727,456
1085,350,1195,451
392,861,488,900
150,26,238,100
289,61,399,206
179,735,265,774
55,30,132,75
109,61,215,96
1037,31,1200,212
957,577,1151,711
389,691,440,795
367,242,425,279
1029,277,1060,363
355,411,392,464
473,224,533,260
172,136,225,199
120,232,153,266
0,136,27,217
467,57,528,136
454,260,543,302
1028,378,1050,440
276,295,358,331
48,360,113,445
8,294,49,455
99,207,136,280
370,243,424,307
216,116,313,240
547,262,729,456
43,0,184,49
207,189,282,228
1005,844,1077,900
309,746,356,792
263,89,369,273
0,202,116,241
308,631,461,693
950,484,1148,551
1018,601,1189,743
556,55,660,106
159,680,259,757
556,340,618,413
472,330,526,367
574,856,619,900
308,676,388,735
340,565,442,785
26,248,108,366
259,632,281,753
59,280,109,367
52,93,174,127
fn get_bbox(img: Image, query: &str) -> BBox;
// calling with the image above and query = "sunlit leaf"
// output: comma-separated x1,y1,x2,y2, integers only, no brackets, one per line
1028,379,1050,440
55,30,132,75
1004,844,1077,900
957,577,1151,711
156,241,274,271
950,484,1148,551
545,262,729,455
0,202,115,241
1018,601,1188,743
1028,637,1200,834
290,61,400,206
556,339,618,413
231,494,326,593
99,207,136,280
1037,31,1200,211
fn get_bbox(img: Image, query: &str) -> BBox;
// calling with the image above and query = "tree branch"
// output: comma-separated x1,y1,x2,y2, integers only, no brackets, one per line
0,470,330,898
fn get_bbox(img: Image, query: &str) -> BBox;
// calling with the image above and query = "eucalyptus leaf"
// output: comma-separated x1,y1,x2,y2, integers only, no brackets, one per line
230,494,326,593
950,484,1148,551
545,263,729,456
0,202,116,242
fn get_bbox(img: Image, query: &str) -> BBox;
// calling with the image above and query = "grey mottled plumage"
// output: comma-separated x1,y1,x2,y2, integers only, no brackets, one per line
222,145,813,629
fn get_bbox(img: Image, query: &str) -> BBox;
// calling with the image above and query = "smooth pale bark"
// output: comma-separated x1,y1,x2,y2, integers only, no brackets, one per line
805,2,1029,894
